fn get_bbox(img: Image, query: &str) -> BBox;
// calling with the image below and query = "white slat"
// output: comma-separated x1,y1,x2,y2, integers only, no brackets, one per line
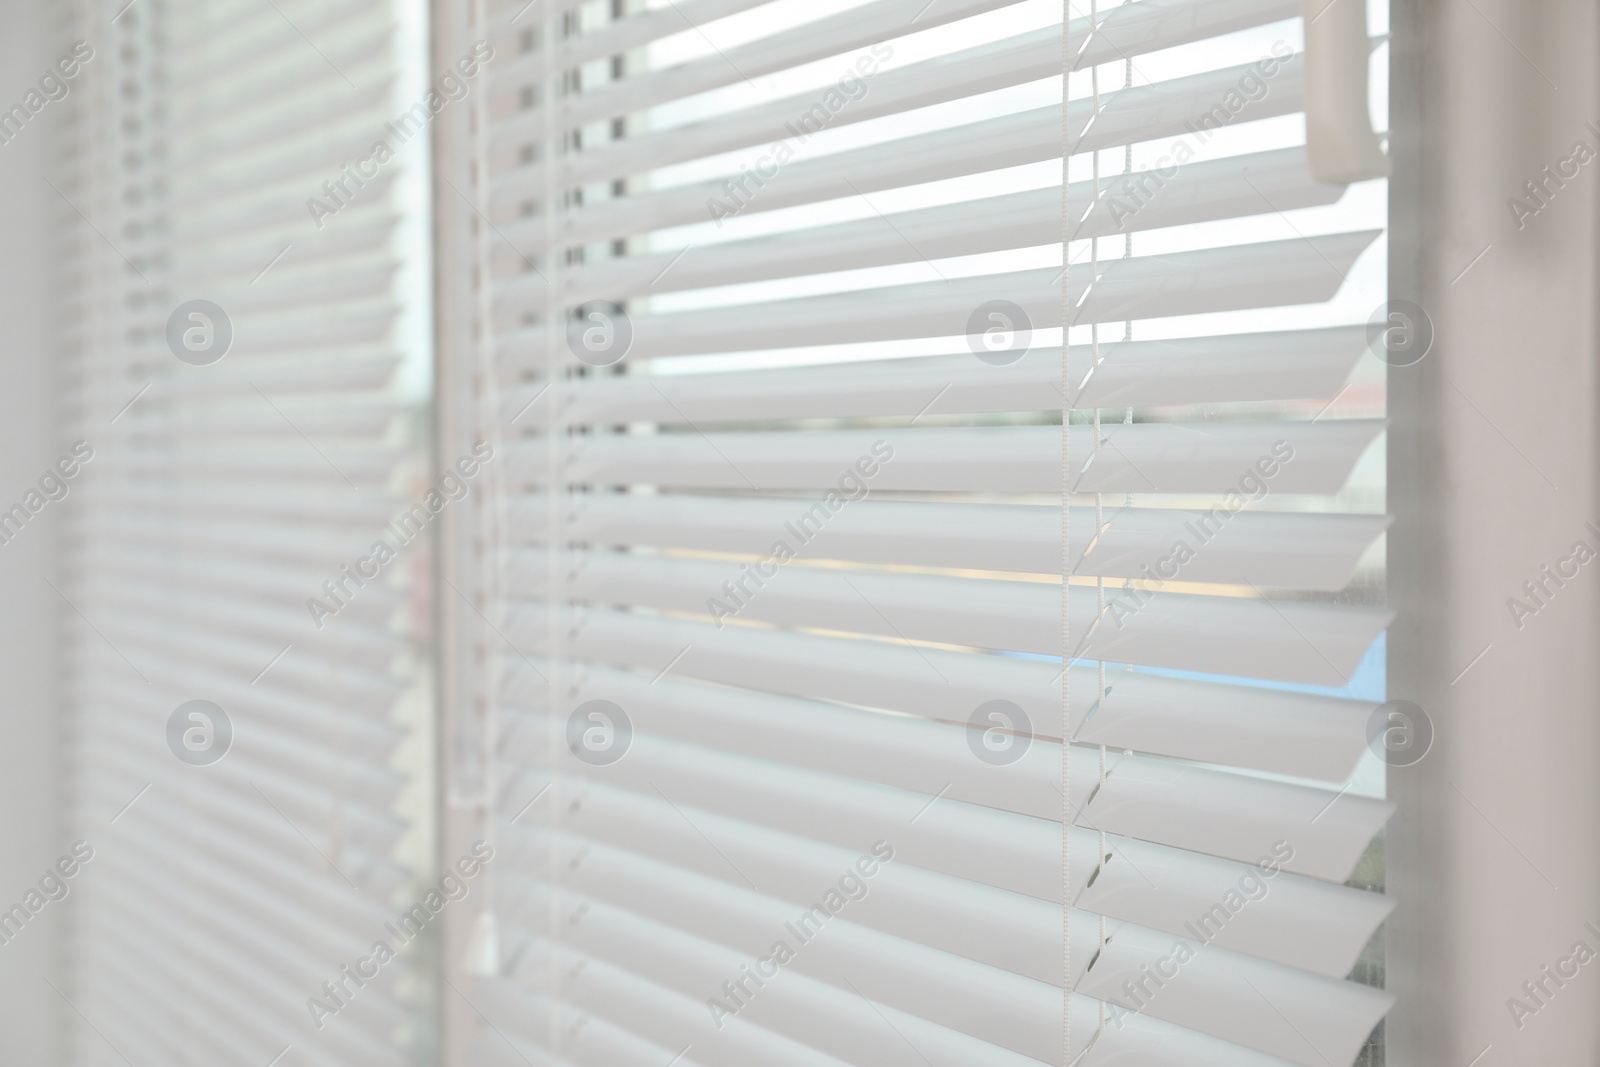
498,233,1377,364
506,492,1385,592
507,419,1383,496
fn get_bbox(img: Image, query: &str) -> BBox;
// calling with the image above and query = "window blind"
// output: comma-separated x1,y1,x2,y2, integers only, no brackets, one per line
442,1,1393,1065
59,1,430,1065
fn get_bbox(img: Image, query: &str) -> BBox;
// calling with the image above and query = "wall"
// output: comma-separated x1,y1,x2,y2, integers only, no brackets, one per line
0,0,66,1061
1389,0,1600,1061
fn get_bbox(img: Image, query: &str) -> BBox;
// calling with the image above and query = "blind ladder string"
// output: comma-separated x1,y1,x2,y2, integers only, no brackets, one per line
1087,0,1111,1042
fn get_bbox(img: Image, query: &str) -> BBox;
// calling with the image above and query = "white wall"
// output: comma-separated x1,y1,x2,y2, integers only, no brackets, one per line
1389,0,1600,1061
0,0,66,1061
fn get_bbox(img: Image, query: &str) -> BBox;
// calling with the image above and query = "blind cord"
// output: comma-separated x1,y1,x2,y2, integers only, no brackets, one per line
1061,2,1072,1061
1087,0,1112,1045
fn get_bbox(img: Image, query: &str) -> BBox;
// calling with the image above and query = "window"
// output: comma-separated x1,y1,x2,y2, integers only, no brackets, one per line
51,0,1584,1065
431,1,1393,1064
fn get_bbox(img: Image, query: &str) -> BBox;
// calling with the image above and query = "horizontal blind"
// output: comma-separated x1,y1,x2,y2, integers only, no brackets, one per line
449,1,1393,1065
60,1,430,1065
